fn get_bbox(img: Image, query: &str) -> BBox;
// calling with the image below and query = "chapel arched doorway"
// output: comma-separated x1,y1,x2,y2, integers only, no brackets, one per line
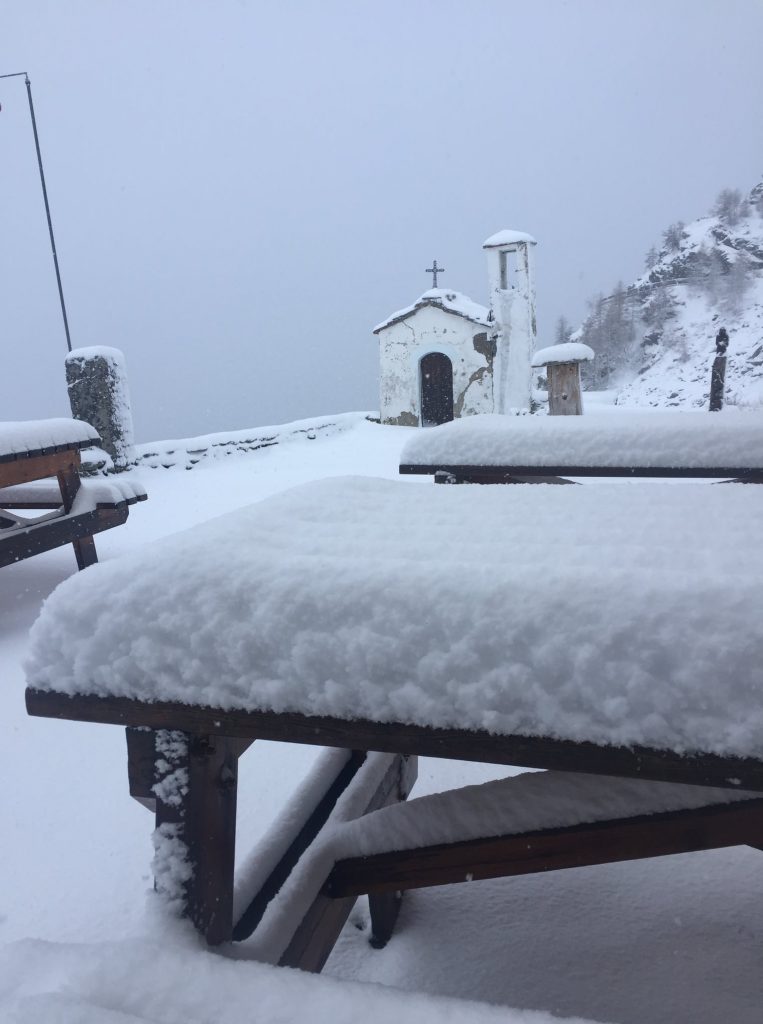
419,352,454,427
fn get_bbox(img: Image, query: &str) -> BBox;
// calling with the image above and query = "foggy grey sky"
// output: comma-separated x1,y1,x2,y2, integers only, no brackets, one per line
2,1,762,441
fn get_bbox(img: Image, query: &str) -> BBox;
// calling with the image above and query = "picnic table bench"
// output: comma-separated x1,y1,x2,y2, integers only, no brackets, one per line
0,418,146,569
398,410,763,484
23,472,763,975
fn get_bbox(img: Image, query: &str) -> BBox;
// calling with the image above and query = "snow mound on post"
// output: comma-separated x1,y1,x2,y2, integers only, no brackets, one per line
532,342,595,366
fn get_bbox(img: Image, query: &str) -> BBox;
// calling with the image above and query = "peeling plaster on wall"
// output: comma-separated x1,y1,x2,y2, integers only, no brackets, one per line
472,332,496,361
387,411,419,427
454,365,490,418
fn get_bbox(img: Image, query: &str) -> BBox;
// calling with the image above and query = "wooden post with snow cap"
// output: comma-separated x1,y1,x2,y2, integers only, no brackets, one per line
532,342,594,415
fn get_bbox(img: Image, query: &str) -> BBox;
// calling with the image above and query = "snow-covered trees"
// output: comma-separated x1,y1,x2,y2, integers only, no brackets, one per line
643,286,678,333
644,246,659,270
662,222,685,252
554,315,573,346
712,187,747,226
579,283,639,387
572,180,762,391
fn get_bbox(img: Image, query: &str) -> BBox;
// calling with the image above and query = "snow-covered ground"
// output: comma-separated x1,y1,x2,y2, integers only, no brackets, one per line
2,411,763,1024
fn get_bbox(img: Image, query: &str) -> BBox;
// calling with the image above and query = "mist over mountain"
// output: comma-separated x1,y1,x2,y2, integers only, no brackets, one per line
570,181,763,408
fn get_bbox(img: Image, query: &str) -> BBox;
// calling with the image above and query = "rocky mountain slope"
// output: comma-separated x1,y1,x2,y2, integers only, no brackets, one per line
575,181,763,408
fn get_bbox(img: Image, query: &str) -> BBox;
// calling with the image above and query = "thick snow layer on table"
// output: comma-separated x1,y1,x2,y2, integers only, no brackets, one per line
373,289,491,332
0,937,601,1024
339,772,760,858
0,418,99,459
532,342,595,366
26,475,763,758
400,410,763,468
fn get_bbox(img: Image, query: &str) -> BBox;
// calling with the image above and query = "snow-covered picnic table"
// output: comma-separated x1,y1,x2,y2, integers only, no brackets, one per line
399,410,763,482
0,418,146,569
25,475,763,757
24,474,763,967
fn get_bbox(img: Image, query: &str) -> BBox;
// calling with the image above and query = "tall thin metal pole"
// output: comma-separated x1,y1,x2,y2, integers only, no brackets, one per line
23,75,73,352
1,71,73,352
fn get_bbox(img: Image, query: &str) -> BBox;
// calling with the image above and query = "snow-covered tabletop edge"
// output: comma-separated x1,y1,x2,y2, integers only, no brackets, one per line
24,475,763,760
400,411,763,470
0,419,100,462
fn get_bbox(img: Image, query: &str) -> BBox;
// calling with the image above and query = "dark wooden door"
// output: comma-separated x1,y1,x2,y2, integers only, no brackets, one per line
419,352,454,426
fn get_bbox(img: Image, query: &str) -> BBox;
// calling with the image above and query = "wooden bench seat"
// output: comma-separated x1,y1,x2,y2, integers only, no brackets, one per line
326,769,763,899
0,485,146,568
0,477,146,509
0,419,146,569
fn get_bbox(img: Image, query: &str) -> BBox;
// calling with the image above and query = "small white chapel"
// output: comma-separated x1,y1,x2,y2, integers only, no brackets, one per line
373,231,537,426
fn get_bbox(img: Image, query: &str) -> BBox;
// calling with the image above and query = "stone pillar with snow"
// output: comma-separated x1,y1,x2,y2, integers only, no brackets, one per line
483,230,537,414
65,346,136,471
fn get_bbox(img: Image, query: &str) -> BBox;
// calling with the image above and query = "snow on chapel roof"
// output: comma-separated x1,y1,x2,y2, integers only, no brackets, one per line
373,288,490,334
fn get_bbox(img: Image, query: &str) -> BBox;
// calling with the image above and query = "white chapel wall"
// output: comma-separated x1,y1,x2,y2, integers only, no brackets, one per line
378,305,494,426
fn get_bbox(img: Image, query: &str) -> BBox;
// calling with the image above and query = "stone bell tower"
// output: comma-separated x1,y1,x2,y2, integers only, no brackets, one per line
483,230,537,413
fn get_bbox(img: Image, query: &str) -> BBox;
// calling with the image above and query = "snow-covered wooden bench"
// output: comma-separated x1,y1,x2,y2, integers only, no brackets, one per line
0,419,146,569
24,476,763,969
399,410,763,484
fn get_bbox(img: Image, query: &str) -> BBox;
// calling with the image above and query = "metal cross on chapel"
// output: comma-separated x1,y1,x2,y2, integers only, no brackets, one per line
426,260,445,288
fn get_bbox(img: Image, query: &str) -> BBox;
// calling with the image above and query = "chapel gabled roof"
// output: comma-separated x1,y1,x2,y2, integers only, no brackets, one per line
373,288,491,335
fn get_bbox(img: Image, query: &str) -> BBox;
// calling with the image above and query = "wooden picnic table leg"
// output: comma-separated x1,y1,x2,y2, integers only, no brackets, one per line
72,534,98,570
57,455,99,570
368,890,403,948
154,730,239,946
